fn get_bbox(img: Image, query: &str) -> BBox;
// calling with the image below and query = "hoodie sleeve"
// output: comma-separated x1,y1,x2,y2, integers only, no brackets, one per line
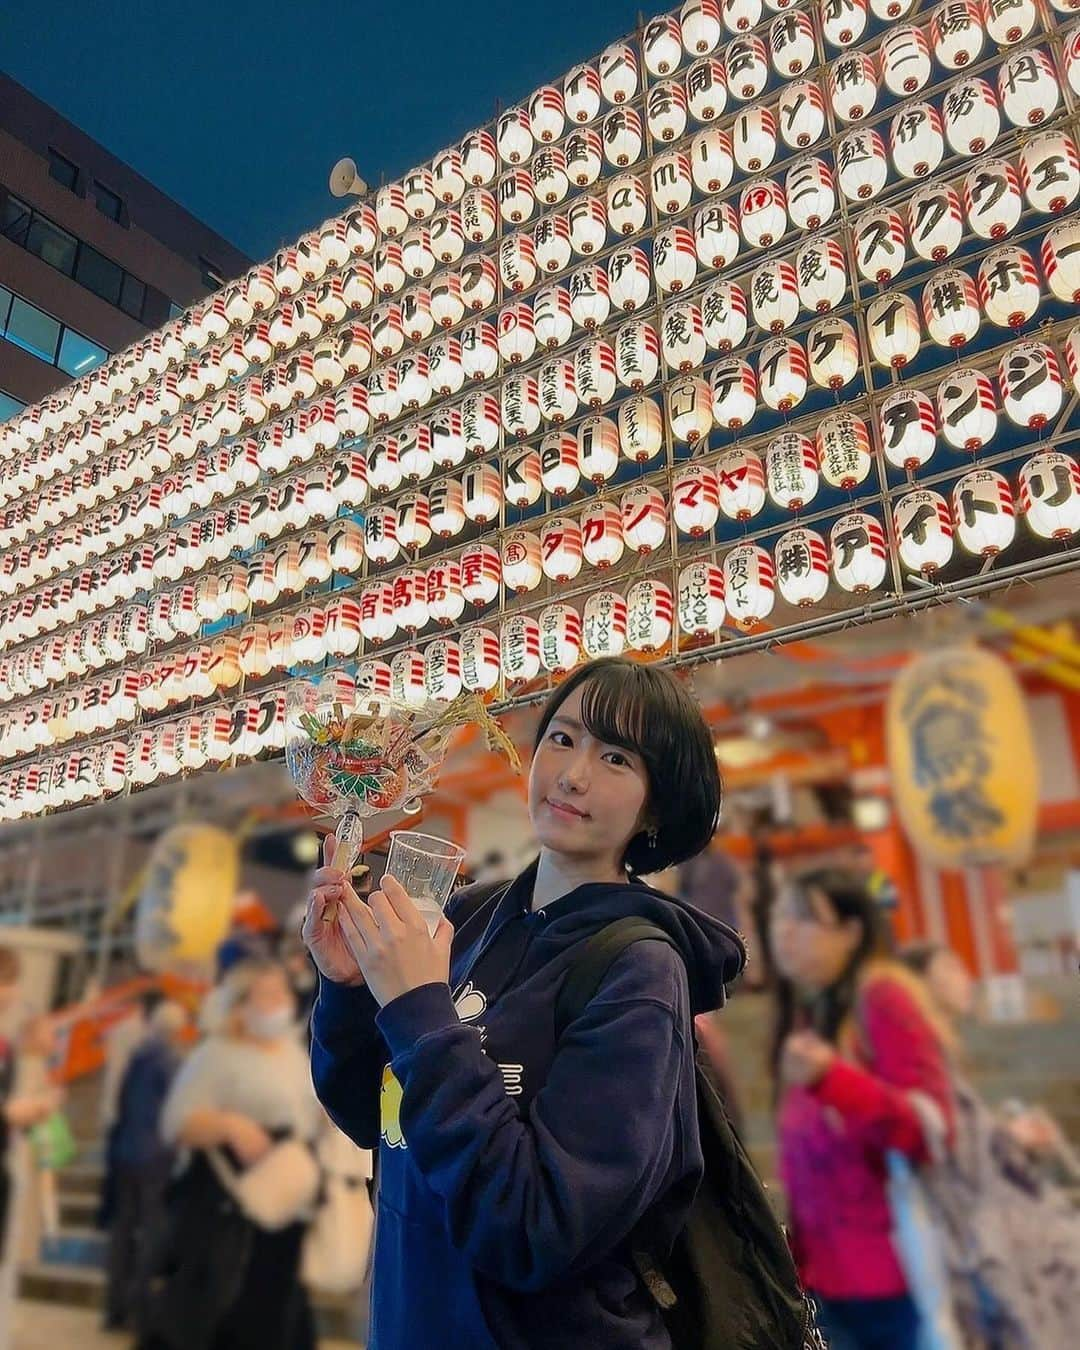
309,977,388,1150
374,939,695,1293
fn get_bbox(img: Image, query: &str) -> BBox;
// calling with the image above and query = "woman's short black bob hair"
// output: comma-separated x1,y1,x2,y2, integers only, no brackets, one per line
533,657,722,875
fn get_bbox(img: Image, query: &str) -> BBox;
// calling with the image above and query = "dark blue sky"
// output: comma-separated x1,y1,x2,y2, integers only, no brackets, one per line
0,0,646,263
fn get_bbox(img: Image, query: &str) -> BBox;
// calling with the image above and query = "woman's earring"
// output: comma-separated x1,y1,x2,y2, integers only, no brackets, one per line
647,826,658,849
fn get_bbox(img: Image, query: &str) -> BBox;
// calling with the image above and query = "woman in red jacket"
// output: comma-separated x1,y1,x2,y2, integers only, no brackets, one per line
770,870,954,1350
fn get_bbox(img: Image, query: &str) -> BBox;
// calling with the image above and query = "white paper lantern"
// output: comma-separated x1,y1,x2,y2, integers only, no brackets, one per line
938,367,997,451
424,638,463,702
895,489,954,574
785,158,836,232
750,260,799,333
392,568,430,634
1042,222,1080,304
739,179,787,249
821,0,867,47
922,269,981,348
767,433,819,511
539,603,582,673
391,649,428,708
1019,451,1080,539
723,543,774,627
376,182,409,237
538,358,579,424
654,225,698,294
818,411,872,489
501,530,543,593
497,108,533,165
891,104,945,179
710,358,756,429
430,272,465,330
778,79,826,151
397,492,433,551
503,448,541,510
615,318,661,390
621,484,668,553
626,579,673,653
460,390,500,453
881,25,932,95
931,2,984,70
673,463,720,536
501,615,541,684
807,317,859,390
565,62,602,124
428,336,465,398
953,469,1015,557
462,463,502,525
829,52,878,123
366,364,402,424
644,14,684,76
941,78,999,160
462,542,502,604
501,373,541,440
462,129,498,185
359,581,397,645
867,292,921,369
733,105,777,174
963,159,1023,240
670,376,715,442
648,81,689,143
619,396,664,463
983,0,1037,45
796,239,847,313
581,498,625,568
583,590,628,657
682,0,722,53
1019,132,1080,214
541,515,583,582
460,626,501,691
603,107,644,168
540,431,580,497
661,302,706,373
328,519,366,574
363,504,399,564
574,338,617,411
426,478,466,539
725,35,768,100
497,303,537,365
775,527,829,607
577,416,620,484
724,0,761,34
977,246,1040,328
831,511,888,593
373,241,406,295
770,11,815,77
606,246,651,314
367,433,401,495
702,280,748,351
677,561,725,636
606,175,649,236
999,342,1064,429
761,338,809,413
432,211,466,263
693,202,739,272
356,660,392,697
686,57,727,121
837,128,889,201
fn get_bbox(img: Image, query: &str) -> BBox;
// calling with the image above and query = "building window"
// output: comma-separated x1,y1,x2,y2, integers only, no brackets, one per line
1,193,32,247
0,286,12,332
47,149,79,192
4,296,61,364
58,327,108,376
199,258,225,291
74,245,123,306
92,181,124,224
26,215,78,276
168,301,184,320
0,390,26,423
119,272,146,320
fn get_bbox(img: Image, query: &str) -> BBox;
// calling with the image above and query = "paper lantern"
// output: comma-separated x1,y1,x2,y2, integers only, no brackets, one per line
359,582,397,644
429,478,468,536
134,825,238,970
890,104,944,179
501,615,541,684
431,211,466,263
529,83,565,144
501,530,543,593
371,303,404,359
606,174,649,236
778,79,826,150
692,203,739,274
770,11,815,77
807,317,859,391
653,225,697,293
829,511,887,594
818,412,872,490
999,342,1064,430
460,390,500,453
533,284,574,349
501,373,541,440
541,515,583,582
497,302,537,366
739,179,787,248
676,560,724,636
1066,22,1080,96
462,542,502,604
1019,451,1080,539
795,239,847,313
462,463,502,525
673,463,720,536
460,256,498,316
702,281,748,352
733,104,776,174
750,260,799,333
497,107,533,165
364,504,400,564
723,543,774,627
366,364,403,424
428,336,465,396
247,265,277,313
577,416,620,485
689,132,734,202
952,469,1015,557
393,568,430,633
356,660,392,697
504,447,543,508
938,367,997,451
461,186,497,242
786,158,836,232
615,318,661,390
619,396,664,463
821,0,867,46
391,649,428,708
908,189,964,268
922,269,981,348
984,0,1037,44
881,25,932,94
648,81,688,143
867,292,921,369
539,603,582,673
426,560,466,625
880,388,936,471
430,407,466,469
894,489,953,574
397,492,433,551
686,56,728,121
1042,221,1080,303
887,646,1038,868
837,128,888,201
931,1,984,68
460,626,501,691
580,498,624,569
373,241,406,295
626,579,673,653
710,359,756,429
977,246,1040,327
425,638,463,703
963,159,1022,239
725,35,768,100
669,376,715,442
376,182,409,237
775,527,829,607
604,107,644,168
568,264,610,331
292,605,329,665
767,433,819,511
607,246,651,314
574,338,617,410
1019,132,1080,214
682,0,722,52
430,273,465,332
660,302,705,373
726,0,763,34
583,590,628,658
565,62,602,124
829,52,878,123
643,13,683,75
367,434,402,495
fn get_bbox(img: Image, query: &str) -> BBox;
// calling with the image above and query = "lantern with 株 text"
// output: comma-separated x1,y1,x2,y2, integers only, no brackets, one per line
922,269,981,348
775,527,829,607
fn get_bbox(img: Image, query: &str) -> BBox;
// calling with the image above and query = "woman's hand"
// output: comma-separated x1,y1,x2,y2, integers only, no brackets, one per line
779,1030,836,1088
340,874,454,1009
301,834,366,988
223,1113,274,1167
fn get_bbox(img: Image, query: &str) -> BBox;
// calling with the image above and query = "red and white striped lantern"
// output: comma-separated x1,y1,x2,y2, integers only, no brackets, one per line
977,246,1040,327
690,129,734,197
583,590,628,658
539,603,582,673
428,336,465,397
430,407,466,469
460,256,498,314
626,579,674,653
538,358,579,423
391,649,428,708
461,128,497,184
615,318,660,390
710,358,757,429
775,527,829,607
759,338,808,413
607,246,651,313
393,568,430,633
673,463,720,536
677,561,725,636
653,226,697,294
541,515,584,582
367,434,401,494
1019,451,1080,539
723,543,774,627
938,367,997,451
821,0,867,46
983,0,1037,46
702,280,748,354
786,157,836,231
894,489,954,574
501,615,541,685
540,431,580,497
830,512,888,593
462,187,497,243
770,11,815,78
668,375,714,442
460,626,502,691
881,25,932,95
460,390,500,454
922,269,981,348
581,498,625,568
426,560,466,626
501,373,542,440
944,77,1000,155
533,284,574,349
725,35,768,100
1042,221,1080,304
565,62,602,124
963,159,1022,239
807,316,859,391
569,264,610,330
818,411,872,490
373,241,406,295
397,492,433,551
501,530,543,593
931,2,984,69
879,388,936,470
577,416,620,484
647,81,689,143
829,52,878,123
644,13,683,76
604,106,644,168
529,84,566,144
505,447,543,508
619,396,664,463
402,226,435,280
891,103,944,179
661,302,706,373
686,57,727,121
497,108,533,165
867,291,921,369
433,148,466,203
606,175,649,236
1019,132,1080,214
430,272,465,329
750,260,799,333
462,542,502,604
363,504,400,564
682,0,722,50
497,303,537,365
778,79,826,150
425,638,463,703
717,448,766,521
733,104,777,173
574,338,617,410
693,202,739,274
432,211,466,263
999,342,1064,429
739,179,787,248
837,127,888,202
621,484,668,553
356,660,393,698
462,463,502,525
795,239,846,313
952,469,1015,557
767,432,819,511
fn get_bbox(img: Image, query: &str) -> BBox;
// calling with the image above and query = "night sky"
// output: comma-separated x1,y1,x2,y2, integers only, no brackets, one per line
0,0,647,263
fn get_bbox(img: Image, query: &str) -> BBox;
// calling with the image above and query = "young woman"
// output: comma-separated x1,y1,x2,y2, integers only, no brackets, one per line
770,871,955,1350
306,657,745,1349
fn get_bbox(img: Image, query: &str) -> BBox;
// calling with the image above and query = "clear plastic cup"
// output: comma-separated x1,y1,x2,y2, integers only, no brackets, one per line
385,831,466,935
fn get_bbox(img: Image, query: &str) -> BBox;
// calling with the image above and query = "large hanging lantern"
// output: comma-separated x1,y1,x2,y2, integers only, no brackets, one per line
693,201,739,269
786,157,836,231
393,568,431,633
603,107,644,168
363,504,399,565
607,245,651,313
673,463,720,537
702,280,748,351
795,238,846,312
999,342,1064,430
677,561,725,636
952,469,1015,557
497,108,533,165
1042,221,1080,304
504,447,542,509
887,646,1038,869
725,35,768,100
963,159,1022,239
577,416,620,484
867,291,921,369
880,25,932,94
425,638,463,703
501,529,543,593
583,589,629,659
732,104,777,173
1019,451,1080,539
880,387,936,470
1066,23,1080,97
497,303,536,366
759,338,808,413
739,179,787,249
894,489,954,574
853,207,906,283
615,318,660,390
682,0,722,53
433,148,466,203
428,478,467,538
977,246,1040,327
461,128,497,184
574,338,617,409
922,268,981,348
501,372,542,441
538,357,578,425
564,62,602,124
460,626,501,692
620,484,668,553
606,175,648,236
462,463,502,525
669,376,715,442
540,430,580,497
710,359,756,430
830,511,888,593
767,432,819,510
501,614,541,684
626,579,673,654
539,603,582,673
134,824,239,971
890,104,944,179
541,515,583,582
533,284,574,349
807,317,859,390
984,0,1037,45
723,543,774,628
462,541,501,604
397,492,433,551
778,79,826,150
356,661,392,698
619,395,664,463
931,2,984,69
836,128,889,201
908,183,963,262
648,81,689,143
1019,132,1080,214
391,649,429,708
432,212,466,264
775,527,829,607
818,411,872,489
661,303,706,373
938,367,997,451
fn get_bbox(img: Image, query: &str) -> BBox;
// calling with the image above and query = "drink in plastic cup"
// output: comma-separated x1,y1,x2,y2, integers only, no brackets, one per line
385,831,466,935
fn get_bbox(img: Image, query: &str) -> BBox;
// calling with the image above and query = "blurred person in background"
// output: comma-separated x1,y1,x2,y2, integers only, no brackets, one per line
99,990,163,1230
103,1000,187,1334
140,958,320,1350
899,942,1080,1349
770,871,954,1350
748,817,780,989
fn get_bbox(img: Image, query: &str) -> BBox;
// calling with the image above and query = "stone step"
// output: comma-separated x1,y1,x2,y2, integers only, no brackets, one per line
59,1193,99,1228
57,1165,104,1197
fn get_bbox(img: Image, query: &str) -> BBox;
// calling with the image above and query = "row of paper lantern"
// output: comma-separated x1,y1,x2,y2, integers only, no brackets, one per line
2,324,1076,627
1,441,1076,754
2,133,1077,515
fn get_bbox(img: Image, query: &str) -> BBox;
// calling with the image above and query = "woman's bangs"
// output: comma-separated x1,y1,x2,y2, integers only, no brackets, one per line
578,667,663,767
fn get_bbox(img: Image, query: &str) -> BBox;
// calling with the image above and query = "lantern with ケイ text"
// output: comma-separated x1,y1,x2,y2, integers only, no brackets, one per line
626,579,673,653
938,367,997,451
963,159,1022,240
581,498,625,569
462,542,501,605
776,527,829,607
952,469,1015,557
678,560,725,637
425,638,463,703
999,342,1064,430
759,339,808,413
1019,131,1080,214
818,411,872,489
767,433,819,511
1019,451,1080,539
502,530,543,593
723,543,774,628
391,649,428,708
501,615,541,684
837,128,888,202
867,292,921,369
541,516,583,582
578,416,620,484
427,561,466,626
619,396,664,463
922,269,981,349
978,246,1040,328
621,484,668,554
460,627,501,692
710,359,756,429
887,645,1038,869
541,430,580,497
894,489,954,575
673,463,720,537
504,447,543,507
539,604,582,673
831,512,888,593
583,590,629,659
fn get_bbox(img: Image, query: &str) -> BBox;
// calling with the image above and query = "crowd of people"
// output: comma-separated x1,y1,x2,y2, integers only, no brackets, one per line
0,659,1076,1349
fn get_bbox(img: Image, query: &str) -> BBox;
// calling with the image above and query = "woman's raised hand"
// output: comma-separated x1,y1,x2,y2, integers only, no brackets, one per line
301,833,367,987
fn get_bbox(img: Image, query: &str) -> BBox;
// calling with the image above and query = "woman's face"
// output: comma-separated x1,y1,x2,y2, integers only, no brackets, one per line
239,968,295,1040
770,884,863,993
528,683,651,873
928,949,975,1018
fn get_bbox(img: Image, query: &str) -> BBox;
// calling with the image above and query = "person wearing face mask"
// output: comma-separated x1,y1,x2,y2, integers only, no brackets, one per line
140,960,320,1350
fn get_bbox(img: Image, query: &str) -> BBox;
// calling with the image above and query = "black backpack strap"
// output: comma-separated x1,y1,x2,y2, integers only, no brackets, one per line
446,879,511,930
554,917,678,1040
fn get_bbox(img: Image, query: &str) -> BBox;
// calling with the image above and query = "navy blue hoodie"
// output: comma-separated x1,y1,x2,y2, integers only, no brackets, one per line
310,860,745,1350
